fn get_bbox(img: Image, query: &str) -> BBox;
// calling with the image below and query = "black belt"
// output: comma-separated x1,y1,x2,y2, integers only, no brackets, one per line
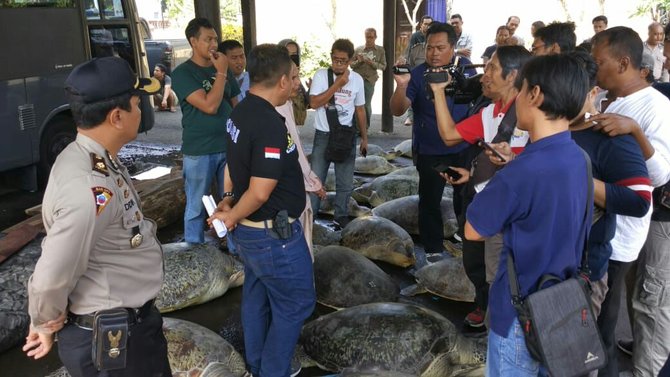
67,299,155,330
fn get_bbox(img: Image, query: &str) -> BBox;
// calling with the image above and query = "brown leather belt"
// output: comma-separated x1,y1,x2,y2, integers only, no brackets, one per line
239,217,295,229
67,299,155,330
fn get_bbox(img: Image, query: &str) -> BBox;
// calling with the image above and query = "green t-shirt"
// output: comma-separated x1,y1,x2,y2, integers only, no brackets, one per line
171,60,241,155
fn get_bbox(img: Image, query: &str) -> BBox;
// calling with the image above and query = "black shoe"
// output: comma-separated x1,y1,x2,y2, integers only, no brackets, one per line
617,339,633,357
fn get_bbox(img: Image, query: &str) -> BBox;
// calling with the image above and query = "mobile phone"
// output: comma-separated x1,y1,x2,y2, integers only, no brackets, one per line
393,65,411,75
477,138,506,163
432,162,462,180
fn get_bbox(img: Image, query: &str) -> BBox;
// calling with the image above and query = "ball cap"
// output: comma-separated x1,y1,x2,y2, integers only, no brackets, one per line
65,57,161,103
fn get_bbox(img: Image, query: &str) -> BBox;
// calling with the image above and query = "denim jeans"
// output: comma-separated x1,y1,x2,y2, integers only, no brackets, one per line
309,129,356,219
487,320,541,377
182,153,226,243
232,221,316,377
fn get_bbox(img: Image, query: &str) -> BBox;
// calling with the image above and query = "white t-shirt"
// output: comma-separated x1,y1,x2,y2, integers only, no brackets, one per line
309,68,366,132
606,86,670,262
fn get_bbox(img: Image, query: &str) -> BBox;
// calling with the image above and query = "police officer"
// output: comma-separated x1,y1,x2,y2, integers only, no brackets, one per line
23,57,172,377
209,44,315,377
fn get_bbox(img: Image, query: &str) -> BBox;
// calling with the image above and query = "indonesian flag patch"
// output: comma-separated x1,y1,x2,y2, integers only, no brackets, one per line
264,147,281,160
92,187,113,216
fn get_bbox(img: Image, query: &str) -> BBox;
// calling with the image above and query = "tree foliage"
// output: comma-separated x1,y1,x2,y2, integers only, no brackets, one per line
631,0,670,23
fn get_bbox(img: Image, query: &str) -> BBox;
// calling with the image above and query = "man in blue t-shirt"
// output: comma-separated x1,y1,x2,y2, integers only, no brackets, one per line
390,22,476,256
464,54,592,375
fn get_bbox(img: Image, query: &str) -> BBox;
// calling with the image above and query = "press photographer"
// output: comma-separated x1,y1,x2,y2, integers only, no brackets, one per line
390,21,476,258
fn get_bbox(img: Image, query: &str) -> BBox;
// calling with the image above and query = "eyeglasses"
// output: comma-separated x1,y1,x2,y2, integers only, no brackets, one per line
531,43,545,53
331,56,350,65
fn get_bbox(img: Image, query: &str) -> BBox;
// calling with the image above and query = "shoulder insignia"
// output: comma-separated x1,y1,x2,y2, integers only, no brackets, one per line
92,187,113,216
90,153,109,176
286,133,296,154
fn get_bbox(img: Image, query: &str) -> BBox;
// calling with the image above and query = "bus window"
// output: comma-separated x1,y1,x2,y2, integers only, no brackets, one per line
84,0,101,20
100,0,124,20
89,26,136,72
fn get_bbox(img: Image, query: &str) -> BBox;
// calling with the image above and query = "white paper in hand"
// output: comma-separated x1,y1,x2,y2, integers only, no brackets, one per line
202,195,227,237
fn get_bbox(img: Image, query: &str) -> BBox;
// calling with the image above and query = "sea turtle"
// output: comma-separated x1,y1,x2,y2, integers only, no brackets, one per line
300,302,487,376
392,139,413,158
354,155,397,175
312,221,342,246
163,317,247,376
372,195,458,239
0,235,42,353
358,143,399,161
387,166,419,178
340,216,415,267
353,174,419,207
156,242,244,313
314,245,399,309
318,192,372,218
401,256,476,302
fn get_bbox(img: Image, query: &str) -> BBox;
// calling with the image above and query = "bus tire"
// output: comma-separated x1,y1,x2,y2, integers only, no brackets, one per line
38,116,76,187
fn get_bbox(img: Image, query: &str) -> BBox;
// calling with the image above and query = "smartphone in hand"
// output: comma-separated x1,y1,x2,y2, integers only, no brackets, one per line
477,138,506,163
432,162,462,181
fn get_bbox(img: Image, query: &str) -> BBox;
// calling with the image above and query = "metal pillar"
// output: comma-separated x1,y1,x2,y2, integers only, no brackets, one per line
381,0,396,133
193,0,221,39
241,0,257,49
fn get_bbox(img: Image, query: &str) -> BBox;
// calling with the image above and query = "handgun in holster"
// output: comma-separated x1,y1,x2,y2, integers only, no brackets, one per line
272,210,292,240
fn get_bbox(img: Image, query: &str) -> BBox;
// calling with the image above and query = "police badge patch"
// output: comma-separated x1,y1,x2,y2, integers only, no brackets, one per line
92,187,113,216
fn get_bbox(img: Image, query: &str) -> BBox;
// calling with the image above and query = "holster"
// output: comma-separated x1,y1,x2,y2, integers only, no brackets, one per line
272,210,292,240
91,308,129,371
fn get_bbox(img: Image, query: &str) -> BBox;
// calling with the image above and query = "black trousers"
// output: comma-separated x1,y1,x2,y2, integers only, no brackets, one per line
416,153,463,253
597,260,632,377
57,306,172,377
462,238,488,310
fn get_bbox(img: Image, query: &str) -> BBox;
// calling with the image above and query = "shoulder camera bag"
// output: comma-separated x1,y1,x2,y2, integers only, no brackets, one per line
324,69,356,162
507,150,607,377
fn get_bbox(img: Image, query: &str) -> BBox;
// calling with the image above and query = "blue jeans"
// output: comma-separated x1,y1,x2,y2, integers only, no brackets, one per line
183,153,226,243
487,319,541,377
232,221,316,377
309,129,356,219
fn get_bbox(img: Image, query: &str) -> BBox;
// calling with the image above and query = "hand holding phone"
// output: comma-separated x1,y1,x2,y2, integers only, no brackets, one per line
432,162,463,181
477,138,506,163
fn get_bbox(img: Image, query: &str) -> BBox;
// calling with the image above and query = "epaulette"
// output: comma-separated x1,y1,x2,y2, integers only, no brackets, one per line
90,153,109,176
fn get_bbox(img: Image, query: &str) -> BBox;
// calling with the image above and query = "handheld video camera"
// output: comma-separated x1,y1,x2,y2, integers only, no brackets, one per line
424,64,483,104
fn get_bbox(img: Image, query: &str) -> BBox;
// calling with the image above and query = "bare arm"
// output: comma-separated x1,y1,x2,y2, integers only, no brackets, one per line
390,73,412,116
184,53,229,115
464,221,485,241
356,106,368,155
310,70,349,109
210,176,278,231
593,178,606,209
431,79,464,146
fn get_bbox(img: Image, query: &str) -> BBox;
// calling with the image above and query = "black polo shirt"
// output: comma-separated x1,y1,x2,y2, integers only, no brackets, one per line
226,93,305,221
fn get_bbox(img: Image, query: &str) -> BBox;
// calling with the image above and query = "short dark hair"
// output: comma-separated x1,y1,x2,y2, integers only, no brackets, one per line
154,63,167,73
531,21,546,36
534,22,576,53
218,39,243,54
516,54,588,121
568,50,598,89
496,45,532,79
497,25,511,34
247,44,291,88
592,26,643,70
426,22,458,47
576,41,592,53
592,15,608,25
67,92,133,129
331,38,355,59
450,14,462,21
421,15,433,23
185,18,214,46
507,15,520,23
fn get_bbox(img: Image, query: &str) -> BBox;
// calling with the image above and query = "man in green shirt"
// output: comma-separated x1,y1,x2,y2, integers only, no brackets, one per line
351,27,387,130
172,17,240,243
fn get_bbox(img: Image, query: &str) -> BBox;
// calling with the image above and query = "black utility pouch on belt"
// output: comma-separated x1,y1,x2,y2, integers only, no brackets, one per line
324,68,356,163
91,308,129,371
273,210,292,240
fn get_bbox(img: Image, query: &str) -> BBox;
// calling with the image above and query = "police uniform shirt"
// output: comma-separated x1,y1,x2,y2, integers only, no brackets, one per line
28,134,163,327
226,93,306,221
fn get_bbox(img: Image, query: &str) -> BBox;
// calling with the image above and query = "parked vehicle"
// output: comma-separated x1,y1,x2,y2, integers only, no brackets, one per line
140,18,175,74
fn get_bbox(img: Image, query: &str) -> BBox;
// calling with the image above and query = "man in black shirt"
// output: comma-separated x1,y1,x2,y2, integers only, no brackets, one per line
208,44,315,377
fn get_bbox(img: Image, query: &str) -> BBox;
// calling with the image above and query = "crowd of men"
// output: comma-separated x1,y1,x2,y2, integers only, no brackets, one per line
21,11,670,377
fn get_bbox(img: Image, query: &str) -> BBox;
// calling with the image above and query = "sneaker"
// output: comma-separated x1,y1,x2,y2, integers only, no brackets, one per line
617,339,633,357
464,307,486,328
404,117,413,126
290,357,302,377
